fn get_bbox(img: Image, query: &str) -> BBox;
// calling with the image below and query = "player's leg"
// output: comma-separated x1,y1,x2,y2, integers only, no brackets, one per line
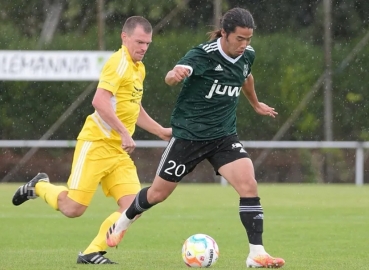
56,140,103,218
76,205,119,265
128,175,178,217
77,205,120,265
76,142,133,264
12,172,87,217
209,135,285,268
69,152,117,264
11,140,94,217
106,175,178,247
12,172,67,208
106,137,204,247
81,154,140,260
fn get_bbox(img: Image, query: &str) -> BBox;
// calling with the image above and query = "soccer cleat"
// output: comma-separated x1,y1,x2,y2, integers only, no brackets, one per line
76,251,117,264
106,210,136,247
246,254,285,268
12,172,50,206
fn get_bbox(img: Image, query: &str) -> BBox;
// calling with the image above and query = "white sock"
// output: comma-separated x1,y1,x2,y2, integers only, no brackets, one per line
248,244,267,258
115,211,132,232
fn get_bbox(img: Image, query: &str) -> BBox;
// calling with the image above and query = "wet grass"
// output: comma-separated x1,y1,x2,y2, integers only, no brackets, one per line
0,183,368,269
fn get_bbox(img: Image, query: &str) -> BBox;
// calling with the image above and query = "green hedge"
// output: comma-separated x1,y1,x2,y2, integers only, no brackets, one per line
1,26,368,142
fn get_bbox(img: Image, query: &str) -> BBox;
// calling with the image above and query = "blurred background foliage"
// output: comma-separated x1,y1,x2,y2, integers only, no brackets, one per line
0,0,368,142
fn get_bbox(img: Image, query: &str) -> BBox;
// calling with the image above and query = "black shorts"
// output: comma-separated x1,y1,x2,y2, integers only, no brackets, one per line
156,134,249,182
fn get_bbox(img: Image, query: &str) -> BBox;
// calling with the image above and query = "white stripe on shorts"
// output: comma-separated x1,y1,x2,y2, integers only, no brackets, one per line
156,137,176,175
70,141,92,189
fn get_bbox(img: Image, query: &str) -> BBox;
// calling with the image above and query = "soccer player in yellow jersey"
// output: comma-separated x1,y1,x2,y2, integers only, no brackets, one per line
12,16,171,264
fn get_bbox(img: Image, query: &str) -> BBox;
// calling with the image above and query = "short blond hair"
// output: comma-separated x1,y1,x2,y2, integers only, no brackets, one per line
122,16,152,34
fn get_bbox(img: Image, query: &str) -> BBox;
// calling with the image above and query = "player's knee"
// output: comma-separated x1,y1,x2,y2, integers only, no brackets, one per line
58,197,87,218
62,208,85,218
248,177,258,190
236,177,258,197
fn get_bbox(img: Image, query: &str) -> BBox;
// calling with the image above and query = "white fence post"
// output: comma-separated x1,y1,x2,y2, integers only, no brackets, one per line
355,143,364,186
220,176,228,186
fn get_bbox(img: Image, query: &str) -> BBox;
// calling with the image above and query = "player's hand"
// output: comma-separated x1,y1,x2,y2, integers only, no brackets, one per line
165,66,190,86
120,132,136,154
254,102,278,118
172,66,190,80
157,127,172,141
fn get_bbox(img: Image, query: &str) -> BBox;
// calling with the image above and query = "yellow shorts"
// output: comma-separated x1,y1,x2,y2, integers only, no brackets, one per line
67,140,141,206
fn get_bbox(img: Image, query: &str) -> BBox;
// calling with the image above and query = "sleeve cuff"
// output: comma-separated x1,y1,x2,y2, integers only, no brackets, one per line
175,65,193,76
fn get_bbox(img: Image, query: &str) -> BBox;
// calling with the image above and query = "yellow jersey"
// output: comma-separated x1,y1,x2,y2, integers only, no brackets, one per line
77,45,145,143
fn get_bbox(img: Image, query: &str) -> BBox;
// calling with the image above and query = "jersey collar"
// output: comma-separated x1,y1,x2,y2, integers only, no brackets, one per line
217,38,242,64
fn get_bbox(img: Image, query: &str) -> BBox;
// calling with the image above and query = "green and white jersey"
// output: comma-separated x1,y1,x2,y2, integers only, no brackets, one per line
171,38,255,140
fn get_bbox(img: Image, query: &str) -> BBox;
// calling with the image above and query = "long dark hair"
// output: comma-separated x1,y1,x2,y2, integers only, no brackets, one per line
208,8,256,40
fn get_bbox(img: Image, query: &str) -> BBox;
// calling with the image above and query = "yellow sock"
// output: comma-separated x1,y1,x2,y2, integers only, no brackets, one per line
83,212,121,254
35,182,68,210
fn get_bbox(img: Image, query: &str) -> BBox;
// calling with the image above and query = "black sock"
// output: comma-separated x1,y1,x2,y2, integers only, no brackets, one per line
126,187,155,219
239,197,263,245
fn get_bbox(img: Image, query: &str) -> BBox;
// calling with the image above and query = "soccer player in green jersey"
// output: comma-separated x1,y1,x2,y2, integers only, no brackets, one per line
106,8,285,268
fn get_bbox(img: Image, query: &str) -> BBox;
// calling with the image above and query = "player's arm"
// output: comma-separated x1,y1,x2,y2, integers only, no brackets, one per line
136,103,172,141
242,74,258,107
241,74,278,118
95,53,136,153
165,47,206,86
92,88,135,152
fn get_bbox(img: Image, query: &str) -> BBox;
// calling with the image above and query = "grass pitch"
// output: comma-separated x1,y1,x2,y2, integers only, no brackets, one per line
0,183,368,270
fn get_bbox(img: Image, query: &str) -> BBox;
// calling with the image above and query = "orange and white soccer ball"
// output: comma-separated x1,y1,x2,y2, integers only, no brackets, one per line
182,234,219,268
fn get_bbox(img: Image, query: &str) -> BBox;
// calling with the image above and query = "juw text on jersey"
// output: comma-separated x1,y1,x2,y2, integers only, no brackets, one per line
205,80,241,99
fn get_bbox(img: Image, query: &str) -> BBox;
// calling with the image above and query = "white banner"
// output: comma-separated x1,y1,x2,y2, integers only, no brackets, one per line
0,50,113,81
